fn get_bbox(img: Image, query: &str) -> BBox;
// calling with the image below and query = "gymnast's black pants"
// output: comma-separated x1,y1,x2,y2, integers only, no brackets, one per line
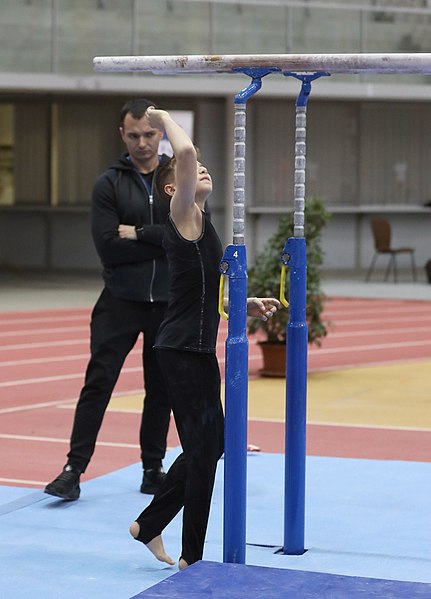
134,348,224,566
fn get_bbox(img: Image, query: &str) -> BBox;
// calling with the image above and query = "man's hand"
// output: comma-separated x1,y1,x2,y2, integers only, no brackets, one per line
247,297,281,321
118,224,137,240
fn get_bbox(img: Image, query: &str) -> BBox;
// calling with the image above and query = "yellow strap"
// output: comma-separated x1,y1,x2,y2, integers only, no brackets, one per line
218,275,229,320
279,265,290,308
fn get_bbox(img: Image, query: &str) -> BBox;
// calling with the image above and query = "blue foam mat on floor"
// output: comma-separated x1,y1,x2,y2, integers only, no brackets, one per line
131,560,431,599
1,450,430,599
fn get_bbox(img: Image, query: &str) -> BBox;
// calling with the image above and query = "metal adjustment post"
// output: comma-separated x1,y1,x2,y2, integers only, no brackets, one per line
284,72,330,237
280,236,308,555
222,67,277,564
280,72,328,555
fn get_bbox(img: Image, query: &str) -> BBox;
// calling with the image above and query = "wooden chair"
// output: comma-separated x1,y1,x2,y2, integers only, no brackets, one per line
365,217,417,282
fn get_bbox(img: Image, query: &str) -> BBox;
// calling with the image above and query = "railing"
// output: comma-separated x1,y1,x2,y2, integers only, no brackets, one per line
1,0,431,84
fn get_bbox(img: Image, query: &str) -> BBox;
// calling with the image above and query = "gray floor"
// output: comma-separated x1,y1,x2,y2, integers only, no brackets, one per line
1,268,431,313
321,269,431,301
0,270,102,311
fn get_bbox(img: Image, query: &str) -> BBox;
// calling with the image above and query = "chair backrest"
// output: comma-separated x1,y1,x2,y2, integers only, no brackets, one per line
370,218,391,252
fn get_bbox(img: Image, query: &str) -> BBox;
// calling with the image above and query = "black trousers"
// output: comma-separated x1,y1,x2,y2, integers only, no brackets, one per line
134,349,224,566
67,288,171,473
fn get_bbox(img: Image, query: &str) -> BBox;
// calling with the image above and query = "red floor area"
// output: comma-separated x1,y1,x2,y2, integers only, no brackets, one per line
1,297,430,487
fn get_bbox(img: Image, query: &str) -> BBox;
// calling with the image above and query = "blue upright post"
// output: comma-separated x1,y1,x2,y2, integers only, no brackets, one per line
282,237,308,554
222,68,278,564
281,72,328,554
220,244,248,564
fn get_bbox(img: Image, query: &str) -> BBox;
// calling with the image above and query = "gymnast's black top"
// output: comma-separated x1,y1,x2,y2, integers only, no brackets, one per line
155,211,223,353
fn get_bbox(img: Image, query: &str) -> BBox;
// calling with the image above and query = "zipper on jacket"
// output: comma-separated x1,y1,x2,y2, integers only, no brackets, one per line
149,192,156,303
137,160,161,304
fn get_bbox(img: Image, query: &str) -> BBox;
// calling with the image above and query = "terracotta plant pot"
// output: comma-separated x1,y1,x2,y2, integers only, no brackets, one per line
258,341,286,377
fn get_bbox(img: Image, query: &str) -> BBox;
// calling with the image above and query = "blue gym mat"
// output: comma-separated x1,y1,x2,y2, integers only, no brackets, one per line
131,560,431,599
1,450,430,599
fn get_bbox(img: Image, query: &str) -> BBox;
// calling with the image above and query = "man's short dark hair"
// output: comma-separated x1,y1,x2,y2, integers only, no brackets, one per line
120,98,158,127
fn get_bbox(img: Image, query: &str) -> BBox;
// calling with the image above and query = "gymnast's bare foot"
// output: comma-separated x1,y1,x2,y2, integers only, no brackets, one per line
129,522,175,566
178,558,189,570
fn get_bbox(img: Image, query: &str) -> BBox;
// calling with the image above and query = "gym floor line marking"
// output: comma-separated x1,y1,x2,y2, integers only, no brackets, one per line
246,417,431,432
0,388,145,414
1,352,428,390
0,336,230,353
309,356,431,372
0,325,429,361
0,432,142,448
0,478,47,487
0,355,262,388
323,306,431,317
0,325,88,338
324,314,431,326
0,353,92,368
326,325,431,338
0,339,89,351
0,341,229,364
0,367,142,388
306,420,431,432
58,404,145,413
0,314,89,326
308,339,431,354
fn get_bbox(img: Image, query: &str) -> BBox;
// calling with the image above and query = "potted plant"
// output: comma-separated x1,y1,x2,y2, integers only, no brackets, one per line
247,197,331,376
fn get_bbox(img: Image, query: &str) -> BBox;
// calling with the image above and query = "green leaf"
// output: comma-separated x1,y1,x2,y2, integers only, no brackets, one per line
247,197,331,346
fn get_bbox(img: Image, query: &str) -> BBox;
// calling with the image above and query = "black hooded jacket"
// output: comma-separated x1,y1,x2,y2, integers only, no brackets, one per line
91,152,170,302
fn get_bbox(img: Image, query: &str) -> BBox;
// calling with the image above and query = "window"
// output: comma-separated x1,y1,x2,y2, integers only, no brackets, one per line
0,105,14,205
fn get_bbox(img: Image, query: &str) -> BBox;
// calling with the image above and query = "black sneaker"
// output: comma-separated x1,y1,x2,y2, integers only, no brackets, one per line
140,466,166,494
44,464,81,501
